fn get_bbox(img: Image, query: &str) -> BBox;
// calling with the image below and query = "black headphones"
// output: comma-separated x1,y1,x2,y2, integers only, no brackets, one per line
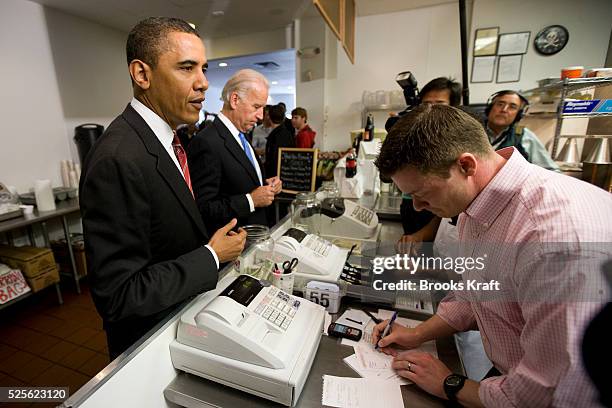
485,90,530,123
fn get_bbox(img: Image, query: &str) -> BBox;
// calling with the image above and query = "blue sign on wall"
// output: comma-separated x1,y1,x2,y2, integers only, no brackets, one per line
563,100,600,114
595,99,612,113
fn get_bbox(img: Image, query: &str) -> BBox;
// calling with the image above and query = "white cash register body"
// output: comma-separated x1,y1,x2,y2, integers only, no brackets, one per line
274,227,349,287
319,198,379,239
170,274,325,406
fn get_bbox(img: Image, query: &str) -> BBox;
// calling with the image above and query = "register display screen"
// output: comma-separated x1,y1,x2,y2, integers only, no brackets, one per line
220,275,263,307
283,228,307,243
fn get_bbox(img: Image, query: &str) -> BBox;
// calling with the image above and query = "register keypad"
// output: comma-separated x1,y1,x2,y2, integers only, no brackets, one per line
351,205,374,225
303,235,332,256
254,287,300,330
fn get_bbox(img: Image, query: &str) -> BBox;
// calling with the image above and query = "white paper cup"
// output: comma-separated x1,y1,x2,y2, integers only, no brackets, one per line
279,271,295,294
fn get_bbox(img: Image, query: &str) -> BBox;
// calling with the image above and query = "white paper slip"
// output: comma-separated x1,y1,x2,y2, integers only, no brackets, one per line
322,375,404,408
354,343,392,370
343,354,409,385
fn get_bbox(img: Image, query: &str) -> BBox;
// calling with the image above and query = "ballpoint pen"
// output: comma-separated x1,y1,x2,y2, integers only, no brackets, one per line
375,311,398,350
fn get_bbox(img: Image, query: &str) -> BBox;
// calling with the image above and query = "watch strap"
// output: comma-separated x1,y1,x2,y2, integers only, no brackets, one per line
444,373,467,403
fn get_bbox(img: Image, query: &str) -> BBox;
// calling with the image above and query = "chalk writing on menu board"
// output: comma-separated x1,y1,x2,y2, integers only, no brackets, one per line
277,148,319,194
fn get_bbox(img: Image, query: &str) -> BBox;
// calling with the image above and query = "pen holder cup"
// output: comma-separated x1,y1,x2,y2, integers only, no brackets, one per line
272,271,295,294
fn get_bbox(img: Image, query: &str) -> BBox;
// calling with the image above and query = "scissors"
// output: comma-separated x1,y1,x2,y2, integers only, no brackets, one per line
282,258,298,274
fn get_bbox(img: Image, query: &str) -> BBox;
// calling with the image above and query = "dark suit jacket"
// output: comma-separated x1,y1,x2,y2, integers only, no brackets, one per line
79,104,218,358
265,124,295,177
189,116,267,232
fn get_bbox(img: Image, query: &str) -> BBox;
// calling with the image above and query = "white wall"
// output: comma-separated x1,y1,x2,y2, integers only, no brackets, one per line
0,0,71,193
0,0,130,194
468,0,612,102
323,3,462,151
44,7,132,163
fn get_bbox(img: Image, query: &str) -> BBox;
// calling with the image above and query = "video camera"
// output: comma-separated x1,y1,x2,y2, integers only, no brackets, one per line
384,71,419,132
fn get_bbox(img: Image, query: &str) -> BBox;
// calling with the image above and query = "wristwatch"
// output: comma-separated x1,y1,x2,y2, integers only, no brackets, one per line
444,373,467,403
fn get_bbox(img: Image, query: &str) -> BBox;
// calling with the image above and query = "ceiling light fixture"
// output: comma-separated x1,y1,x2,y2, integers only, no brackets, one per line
271,81,278,85
212,10,224,17
218,62,228,67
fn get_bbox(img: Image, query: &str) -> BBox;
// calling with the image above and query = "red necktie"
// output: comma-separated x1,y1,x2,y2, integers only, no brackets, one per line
172,133,193,196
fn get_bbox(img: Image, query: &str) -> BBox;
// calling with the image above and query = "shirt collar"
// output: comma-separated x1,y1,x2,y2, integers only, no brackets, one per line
217,112,241,138
486,123,510,141
130,97,174,148
464,147,531,228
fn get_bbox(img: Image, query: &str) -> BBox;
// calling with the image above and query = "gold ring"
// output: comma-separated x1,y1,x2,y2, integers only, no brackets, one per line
407,362,412,372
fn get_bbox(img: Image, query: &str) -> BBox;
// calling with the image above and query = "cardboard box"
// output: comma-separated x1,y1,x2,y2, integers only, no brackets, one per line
51,235,87,277
26,265,60,293
0,246,57,278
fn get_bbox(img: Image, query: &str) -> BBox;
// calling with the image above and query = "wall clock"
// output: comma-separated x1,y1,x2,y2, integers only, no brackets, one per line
534,25,569,55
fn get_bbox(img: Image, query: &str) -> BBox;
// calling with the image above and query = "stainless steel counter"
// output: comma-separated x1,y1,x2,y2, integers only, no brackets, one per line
164,325,461,408
61,215,459,408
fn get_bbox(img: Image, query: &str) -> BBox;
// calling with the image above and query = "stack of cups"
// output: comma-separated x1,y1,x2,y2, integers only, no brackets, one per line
60,160,81,189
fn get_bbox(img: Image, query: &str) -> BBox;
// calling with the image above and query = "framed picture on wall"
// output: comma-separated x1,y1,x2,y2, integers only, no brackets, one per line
474,27,499,56
471,56,496,83
497,31,530,55
497,54,523,83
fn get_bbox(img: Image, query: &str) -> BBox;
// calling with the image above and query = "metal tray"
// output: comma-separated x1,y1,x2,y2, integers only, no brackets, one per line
19,187,77,205
0,209,23,222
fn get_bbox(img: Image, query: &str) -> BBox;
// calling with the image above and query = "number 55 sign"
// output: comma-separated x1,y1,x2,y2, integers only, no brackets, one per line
305,281,341,313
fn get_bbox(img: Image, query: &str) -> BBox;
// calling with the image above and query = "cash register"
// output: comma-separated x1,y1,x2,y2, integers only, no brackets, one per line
170,274,325,406
319,197,379,239
274,227,349,287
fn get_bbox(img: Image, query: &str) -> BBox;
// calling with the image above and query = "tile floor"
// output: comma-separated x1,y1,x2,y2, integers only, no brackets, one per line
0,280,109,407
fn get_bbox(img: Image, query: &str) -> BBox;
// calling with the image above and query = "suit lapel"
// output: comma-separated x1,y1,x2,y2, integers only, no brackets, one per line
121,105,208,237
214,118,262,186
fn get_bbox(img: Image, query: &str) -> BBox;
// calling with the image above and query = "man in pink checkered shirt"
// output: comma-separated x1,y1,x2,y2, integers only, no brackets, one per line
373,104,611,407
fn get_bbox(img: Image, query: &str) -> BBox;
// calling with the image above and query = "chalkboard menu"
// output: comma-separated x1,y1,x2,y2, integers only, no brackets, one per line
277,148,319,194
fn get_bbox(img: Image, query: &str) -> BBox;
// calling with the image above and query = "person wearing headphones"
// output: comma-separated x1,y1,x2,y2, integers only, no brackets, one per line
485,90,559,171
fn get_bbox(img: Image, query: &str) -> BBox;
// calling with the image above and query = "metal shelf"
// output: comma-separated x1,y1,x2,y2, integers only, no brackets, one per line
522,77,612,158
562,111,612,119
523,76,612,94
525,111,612,119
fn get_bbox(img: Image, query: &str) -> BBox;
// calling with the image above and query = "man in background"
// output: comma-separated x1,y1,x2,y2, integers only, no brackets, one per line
265,104,295,177
485,90,559,171
278,102,295,133
189,69,282,232
80,17,245,358
291,107,316,148
251,104,272,157
419,77,462,106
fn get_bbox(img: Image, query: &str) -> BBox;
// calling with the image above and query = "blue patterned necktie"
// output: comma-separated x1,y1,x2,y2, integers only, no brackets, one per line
239,132,257,170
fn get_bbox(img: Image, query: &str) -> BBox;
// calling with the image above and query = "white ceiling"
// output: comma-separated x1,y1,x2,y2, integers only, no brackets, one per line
28,0,459,37
29,0,312,38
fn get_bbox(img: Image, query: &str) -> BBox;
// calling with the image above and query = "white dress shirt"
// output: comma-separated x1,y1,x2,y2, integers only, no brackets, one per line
217,112,263,212
130,98,219,268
